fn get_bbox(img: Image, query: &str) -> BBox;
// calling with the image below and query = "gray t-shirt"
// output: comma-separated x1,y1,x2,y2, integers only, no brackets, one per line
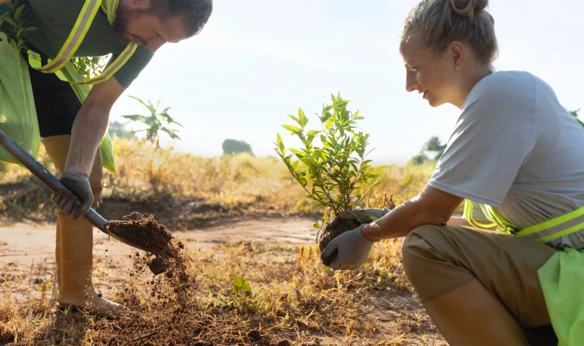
21,0,153,88
429,71,584,248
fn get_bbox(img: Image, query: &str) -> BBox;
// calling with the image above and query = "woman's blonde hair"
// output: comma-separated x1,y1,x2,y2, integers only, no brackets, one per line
402,0,497,65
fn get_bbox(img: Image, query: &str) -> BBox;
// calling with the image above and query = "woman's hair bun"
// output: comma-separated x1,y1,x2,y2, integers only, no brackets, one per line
449,0,489,19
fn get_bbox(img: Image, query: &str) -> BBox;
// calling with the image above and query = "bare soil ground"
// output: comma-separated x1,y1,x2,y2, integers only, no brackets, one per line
0,216,446,345
0,216,316,269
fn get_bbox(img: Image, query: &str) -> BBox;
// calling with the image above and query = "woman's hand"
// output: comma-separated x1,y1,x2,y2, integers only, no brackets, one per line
320,224,378,270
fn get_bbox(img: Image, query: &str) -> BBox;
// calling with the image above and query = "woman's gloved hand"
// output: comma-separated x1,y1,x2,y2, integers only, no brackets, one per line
320,224,380,270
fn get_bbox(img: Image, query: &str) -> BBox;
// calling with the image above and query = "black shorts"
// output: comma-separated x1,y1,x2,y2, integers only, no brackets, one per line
27,62,81,138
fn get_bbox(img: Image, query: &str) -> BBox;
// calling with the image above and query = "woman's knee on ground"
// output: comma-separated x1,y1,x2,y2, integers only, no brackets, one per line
401,225,441,285
401,225,476,301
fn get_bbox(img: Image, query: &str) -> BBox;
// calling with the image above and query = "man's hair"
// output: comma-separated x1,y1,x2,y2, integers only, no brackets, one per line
151,0,213,37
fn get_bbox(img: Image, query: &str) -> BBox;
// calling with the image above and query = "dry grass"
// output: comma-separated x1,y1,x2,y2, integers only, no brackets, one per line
0,138,432,227
0,239,445,345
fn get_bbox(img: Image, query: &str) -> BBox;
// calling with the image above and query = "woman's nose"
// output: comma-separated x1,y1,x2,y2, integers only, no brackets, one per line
405,71,418,92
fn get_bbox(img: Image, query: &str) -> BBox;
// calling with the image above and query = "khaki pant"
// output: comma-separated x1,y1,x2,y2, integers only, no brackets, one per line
401,225,556,328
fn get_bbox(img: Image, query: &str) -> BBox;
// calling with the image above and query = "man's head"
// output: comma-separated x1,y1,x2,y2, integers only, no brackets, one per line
113,0,213,52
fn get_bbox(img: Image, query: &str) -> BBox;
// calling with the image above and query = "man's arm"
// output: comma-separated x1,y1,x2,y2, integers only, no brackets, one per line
65,77,125,174
0,0,12,4
52,77,124,219
361,186,464,240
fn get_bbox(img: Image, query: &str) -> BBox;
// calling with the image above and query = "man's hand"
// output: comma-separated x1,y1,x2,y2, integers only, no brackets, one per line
320,224,379,270
53,172,93,220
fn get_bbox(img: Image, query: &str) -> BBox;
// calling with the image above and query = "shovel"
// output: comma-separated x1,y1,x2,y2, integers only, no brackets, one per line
0,129,165,255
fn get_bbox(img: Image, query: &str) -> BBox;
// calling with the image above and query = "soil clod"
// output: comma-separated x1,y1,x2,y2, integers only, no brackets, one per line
106,213,181,275
317,212,384,266
317,216,361,253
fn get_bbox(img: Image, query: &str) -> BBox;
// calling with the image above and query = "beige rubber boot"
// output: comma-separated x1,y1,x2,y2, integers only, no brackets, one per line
57,213,125,317
423,278,530,346
43,135,125,317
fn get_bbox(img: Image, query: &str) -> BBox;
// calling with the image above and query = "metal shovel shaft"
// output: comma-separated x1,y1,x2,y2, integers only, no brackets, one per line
0,129,108,232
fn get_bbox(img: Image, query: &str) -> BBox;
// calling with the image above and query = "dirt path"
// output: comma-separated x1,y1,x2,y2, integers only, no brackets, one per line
0,216,318,268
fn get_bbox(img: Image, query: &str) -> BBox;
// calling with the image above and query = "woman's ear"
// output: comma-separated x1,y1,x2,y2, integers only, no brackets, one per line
448,41,466,70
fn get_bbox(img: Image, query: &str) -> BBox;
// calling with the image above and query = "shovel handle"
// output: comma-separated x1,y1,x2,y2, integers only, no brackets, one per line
0,129,108,232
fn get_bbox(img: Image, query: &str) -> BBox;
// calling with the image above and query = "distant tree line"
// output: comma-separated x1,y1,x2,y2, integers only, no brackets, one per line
222,139,253,156
410,136,446,166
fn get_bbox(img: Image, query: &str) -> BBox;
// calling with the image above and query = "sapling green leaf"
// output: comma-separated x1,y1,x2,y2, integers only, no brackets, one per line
274,93,383,215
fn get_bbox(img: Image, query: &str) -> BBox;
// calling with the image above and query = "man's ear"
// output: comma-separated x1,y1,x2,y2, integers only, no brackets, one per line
129,0,151,10
448,41,466,69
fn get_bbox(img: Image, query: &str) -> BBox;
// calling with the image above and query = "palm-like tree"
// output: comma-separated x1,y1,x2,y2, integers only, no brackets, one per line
122,96,184,148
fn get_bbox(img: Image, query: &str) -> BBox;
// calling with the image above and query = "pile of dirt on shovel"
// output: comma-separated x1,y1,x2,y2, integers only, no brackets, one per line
106,213,186,275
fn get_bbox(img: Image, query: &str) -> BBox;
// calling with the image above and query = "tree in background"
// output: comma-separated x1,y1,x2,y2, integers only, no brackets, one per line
222,139,253,156
108,120,135,139
122,96,183,148
410,136,447,166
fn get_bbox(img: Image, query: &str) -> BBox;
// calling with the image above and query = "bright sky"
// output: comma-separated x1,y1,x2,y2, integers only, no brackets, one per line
110,0,584,166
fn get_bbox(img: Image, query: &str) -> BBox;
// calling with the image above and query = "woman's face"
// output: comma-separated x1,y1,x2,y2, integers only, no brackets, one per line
399,35,460,108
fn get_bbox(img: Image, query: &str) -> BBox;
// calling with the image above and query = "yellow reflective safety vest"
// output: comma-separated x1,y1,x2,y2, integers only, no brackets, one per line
463,199,584,345
23,0,138,172
26,0,138,86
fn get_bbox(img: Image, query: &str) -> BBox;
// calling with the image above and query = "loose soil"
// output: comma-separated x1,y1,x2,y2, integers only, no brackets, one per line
106,213,174,256
106,213,182,275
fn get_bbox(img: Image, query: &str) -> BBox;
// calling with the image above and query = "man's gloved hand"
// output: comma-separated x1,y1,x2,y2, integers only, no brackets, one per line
53,172,93,220
320,224,380,270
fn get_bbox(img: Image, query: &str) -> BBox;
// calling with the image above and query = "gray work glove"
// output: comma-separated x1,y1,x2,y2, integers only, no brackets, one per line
320,224,380,270
53,172,93,220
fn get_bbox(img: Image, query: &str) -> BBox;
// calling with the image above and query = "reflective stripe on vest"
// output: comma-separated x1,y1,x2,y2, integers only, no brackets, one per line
463,199,517,234
464,199,584,243
27,0,137,85
463,199,498,229
36,0,102,73
517,205,584,242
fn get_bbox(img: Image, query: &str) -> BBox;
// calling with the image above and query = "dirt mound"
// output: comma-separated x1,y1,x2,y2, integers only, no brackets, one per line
75,237,294,345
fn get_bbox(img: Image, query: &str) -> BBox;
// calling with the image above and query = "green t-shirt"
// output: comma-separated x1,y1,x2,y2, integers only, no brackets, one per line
20,0,154,88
